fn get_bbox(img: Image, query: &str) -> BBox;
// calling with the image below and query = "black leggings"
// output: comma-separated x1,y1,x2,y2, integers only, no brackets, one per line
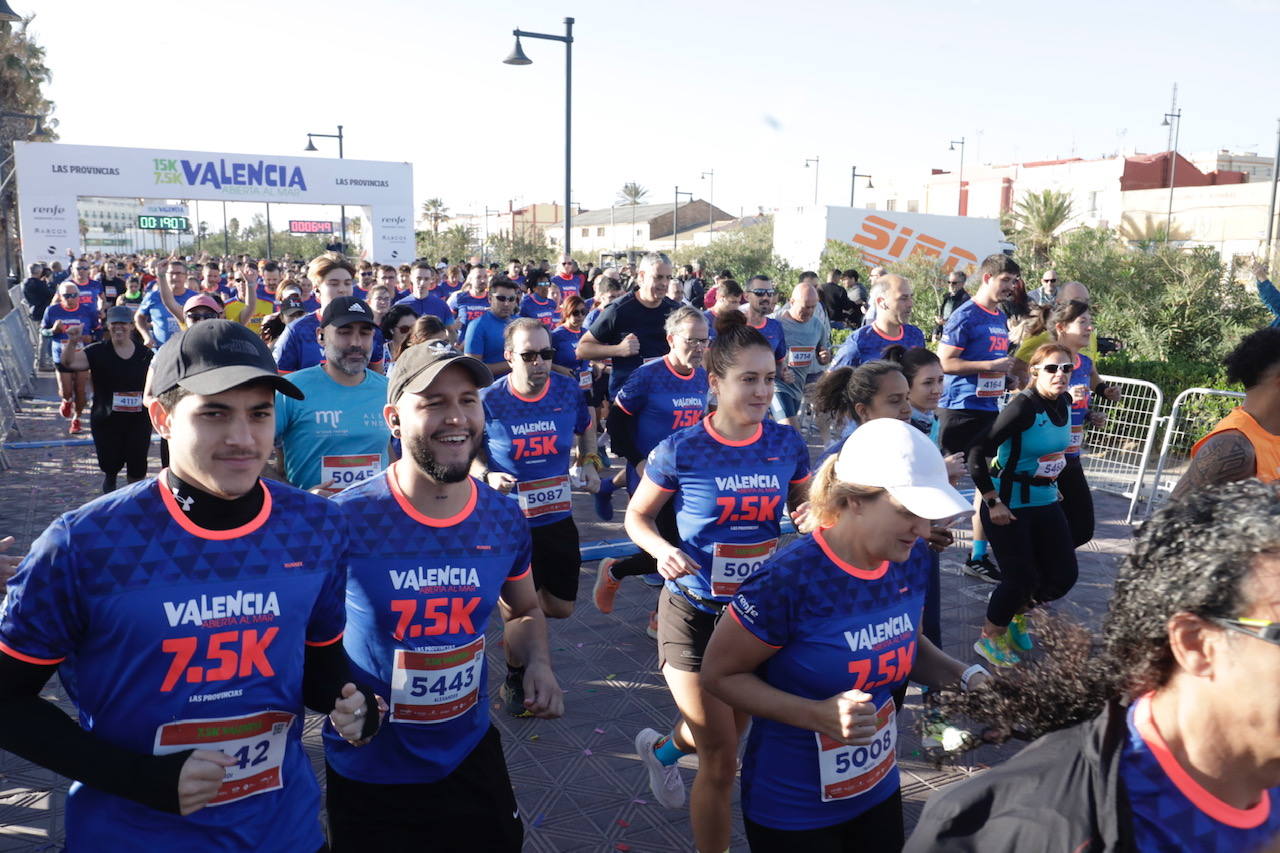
981,501,1078,627
744,789,903,852
611,496,679,579
90,414,151,488
1056,456,1094,547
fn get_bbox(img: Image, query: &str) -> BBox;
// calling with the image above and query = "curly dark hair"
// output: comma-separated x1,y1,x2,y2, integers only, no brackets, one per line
1224,327,1280,389
928,479,1280,740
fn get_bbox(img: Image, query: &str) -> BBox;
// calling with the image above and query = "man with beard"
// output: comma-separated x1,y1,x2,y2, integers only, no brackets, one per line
325,345,562,852
274,297,389,494
475,319,600,715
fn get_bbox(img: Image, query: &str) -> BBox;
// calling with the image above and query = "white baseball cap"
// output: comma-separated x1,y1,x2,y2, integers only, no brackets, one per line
834,418,970,520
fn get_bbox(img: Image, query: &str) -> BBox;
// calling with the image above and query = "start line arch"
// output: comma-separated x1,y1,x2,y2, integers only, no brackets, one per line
12,141,414,264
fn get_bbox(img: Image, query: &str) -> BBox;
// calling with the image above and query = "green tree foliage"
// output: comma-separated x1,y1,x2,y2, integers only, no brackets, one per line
617,183,649,205
670,218,792,293
488,229,551,264
1008,189,1074,265
420,198,449,235
417,224,474,264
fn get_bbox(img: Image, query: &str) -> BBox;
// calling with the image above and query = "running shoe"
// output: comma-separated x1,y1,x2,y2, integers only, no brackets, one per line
59,398,73,419
68,417,82,435
962,554,1002,584
501,672,533,718
635,728,686,808
1007,614,1034,652
921,711,976,755
640,572,665,588
593,480,615,521
593,557,621,614
974,634,1020,667
646,610,658,639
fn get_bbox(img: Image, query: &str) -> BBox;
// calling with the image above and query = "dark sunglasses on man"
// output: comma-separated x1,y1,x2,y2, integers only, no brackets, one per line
517,348,556,363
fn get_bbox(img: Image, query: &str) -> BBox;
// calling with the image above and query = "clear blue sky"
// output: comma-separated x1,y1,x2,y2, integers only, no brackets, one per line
22,0,1280,222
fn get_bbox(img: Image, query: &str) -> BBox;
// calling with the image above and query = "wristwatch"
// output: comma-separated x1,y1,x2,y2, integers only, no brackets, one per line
984,496,1001,508
960,663,990,691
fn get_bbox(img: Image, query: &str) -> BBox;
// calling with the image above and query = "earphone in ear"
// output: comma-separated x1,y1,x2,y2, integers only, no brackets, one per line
391,416,400,426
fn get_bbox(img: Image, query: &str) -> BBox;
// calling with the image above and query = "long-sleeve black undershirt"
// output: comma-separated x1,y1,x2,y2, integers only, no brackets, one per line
967,389,1070,499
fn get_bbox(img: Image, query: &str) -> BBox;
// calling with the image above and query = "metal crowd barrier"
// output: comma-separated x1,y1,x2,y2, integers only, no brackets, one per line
1077,374,1165,524
0,288,40,470
1142,387,1247,520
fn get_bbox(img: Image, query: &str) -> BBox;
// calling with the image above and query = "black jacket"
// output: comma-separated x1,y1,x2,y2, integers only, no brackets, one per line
904,700,1136,852
23,276,54,323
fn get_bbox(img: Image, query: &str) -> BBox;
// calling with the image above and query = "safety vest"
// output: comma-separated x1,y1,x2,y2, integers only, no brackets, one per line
1191,407,1280,483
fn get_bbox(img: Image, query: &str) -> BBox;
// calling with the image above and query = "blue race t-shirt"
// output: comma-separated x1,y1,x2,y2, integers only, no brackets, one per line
550,325,592,393
462,310,511,365
552,273,583,300
519,294,559,329
832,323,926,369
394,294,455,326
748,317,788,362
644,418,810,611
272,310,386,373
450,292,491,332
481,372,591,527
938,299,1009,412
325,470,531,783
0,478,348,852
274,365,390,491
614,356,709,459
74,279,102,309
1066,352,1093,458
432,280,462,302
1122,694,1280,853
731,532,929,830
137,288,197,346
41,302,101,361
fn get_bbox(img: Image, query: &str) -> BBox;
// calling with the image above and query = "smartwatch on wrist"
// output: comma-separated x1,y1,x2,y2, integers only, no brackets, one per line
960,663,990,691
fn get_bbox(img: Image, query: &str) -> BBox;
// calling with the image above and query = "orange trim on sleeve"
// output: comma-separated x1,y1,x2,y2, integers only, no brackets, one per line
305,631,344,648
613,399,634,416
790,473,812,484
728,606,781,649
0,641,65,666
506,565,532,582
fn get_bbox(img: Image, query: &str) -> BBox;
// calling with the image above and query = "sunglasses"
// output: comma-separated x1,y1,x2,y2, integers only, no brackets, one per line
1211,617,1280,646
1036,362,1075,374
75,267,90,271
750,289,776,297
1043,278,1058,284
492,294,517,303
676,335,710,347
395,324,414,334
517,348,556,363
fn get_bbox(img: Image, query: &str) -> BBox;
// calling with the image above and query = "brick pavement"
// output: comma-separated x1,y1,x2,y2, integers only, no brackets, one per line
0,372,1133,851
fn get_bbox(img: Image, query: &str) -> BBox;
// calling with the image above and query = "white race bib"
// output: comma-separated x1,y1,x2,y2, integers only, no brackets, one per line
154,710,293,806
787,346,815,368
710,538,777,598
390,636,485,724
815,700,896,802
321,454,382,490
1067,425,1084,454
1034,452,1067,480
976,372,1005,398
516,475,571,519
578,368,592,390
111,391,143,413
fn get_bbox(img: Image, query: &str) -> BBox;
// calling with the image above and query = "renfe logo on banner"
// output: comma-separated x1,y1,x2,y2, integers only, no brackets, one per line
289,220,334,235
12,141,414,262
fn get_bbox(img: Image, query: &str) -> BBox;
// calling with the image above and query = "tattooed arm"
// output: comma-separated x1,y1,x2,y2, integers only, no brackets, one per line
1169,430,1255,502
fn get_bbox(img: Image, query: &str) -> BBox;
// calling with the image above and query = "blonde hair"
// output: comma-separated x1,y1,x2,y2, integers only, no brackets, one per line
805,454,887,531
307,252,355,285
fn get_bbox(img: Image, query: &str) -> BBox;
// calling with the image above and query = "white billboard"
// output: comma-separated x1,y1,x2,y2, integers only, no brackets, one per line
12,141,415,263
774,205,1012,274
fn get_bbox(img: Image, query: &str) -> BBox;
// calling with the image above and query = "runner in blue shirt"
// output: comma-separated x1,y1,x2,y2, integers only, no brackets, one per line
324,344,562,852
273,253,386,374
594,306,709,630
832,275,926,368
275,297,390,492
64,261,101,310
550,295,593,398
136,259,197,347
623,315,810,853
937,254,1021,584
743,275,790,382
0,320,374,852
395,262,456,331
42,282,101,433
463,278,519,377
702,418,986,849
449,272,492,335
552,256,584,300
519,272,559,330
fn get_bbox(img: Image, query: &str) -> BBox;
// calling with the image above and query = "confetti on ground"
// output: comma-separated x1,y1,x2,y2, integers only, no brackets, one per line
583,748,593,756
631,798,648,805
605,673,616,679
529,734,540,741
614,845,630,852
594,727,606,734
616,819,630,828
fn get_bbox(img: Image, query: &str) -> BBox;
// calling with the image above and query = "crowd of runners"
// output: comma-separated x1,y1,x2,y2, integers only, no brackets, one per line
4,247,1280,851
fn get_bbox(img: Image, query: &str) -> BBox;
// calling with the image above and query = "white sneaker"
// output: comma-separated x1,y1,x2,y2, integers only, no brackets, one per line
635,727,686,808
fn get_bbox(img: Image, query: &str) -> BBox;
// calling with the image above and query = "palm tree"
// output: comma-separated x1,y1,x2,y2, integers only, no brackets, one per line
1009,189,1074,265
421,198,449,235
617,183,649,206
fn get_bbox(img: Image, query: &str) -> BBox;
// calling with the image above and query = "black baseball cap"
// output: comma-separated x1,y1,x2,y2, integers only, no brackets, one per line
321,296,375,328
387,346,492,405
151,319,303,399
279,294,306,316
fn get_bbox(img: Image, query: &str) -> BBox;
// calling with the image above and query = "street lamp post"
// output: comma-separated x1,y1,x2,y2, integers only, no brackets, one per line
0,111,50,284
1266,118,1280,263
505,18,574,258
700,170,714,235
804,157,820,205
483,207,500,264
304,125,345,251
850,166,873,207
949,137,966,215
673,187,693,257
1161,109,1182,244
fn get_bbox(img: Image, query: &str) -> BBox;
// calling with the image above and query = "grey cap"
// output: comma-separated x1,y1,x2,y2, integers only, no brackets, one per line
387,345,492,405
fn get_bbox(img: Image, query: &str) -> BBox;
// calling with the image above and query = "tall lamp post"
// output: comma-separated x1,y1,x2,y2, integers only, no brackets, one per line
700,170,715,235
304,125,345,251
0,111,50,284
850,166,873,207
804,157,820,205
673,187,693,257
1161,109,1182,244
504,18,574,258
1266,118,1280,263
949,137,966,215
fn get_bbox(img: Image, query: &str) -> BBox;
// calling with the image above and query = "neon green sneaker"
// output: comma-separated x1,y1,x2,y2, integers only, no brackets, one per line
974,634,1021,667
1007,614,1034,652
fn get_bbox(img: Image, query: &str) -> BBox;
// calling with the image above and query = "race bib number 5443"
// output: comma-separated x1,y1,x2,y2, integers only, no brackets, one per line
390,636,485,724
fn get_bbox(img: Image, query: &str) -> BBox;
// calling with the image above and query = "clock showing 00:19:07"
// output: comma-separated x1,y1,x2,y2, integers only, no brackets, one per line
136,215,190,231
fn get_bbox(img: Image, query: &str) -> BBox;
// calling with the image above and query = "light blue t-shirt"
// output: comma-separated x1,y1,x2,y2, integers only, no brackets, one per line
463,310,512,365
275,365,391,491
